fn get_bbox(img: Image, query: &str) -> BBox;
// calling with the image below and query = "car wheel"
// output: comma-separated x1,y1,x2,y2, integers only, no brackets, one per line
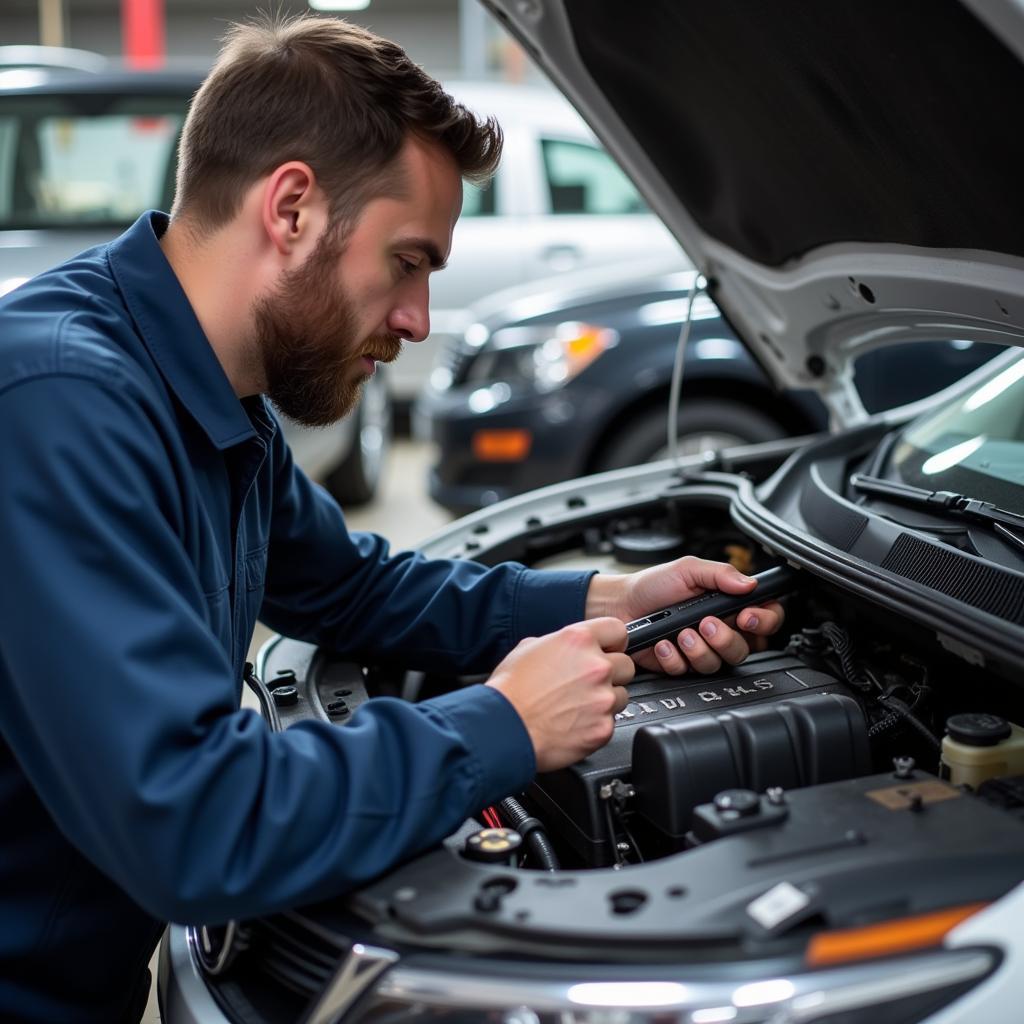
325,371,392,506
595,399,785,470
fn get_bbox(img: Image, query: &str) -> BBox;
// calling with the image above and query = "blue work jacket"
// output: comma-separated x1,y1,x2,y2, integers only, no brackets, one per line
0,212,593,1022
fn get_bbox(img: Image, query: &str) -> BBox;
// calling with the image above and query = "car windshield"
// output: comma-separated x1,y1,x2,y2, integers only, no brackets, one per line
888,352,1024,512
0,95,187,230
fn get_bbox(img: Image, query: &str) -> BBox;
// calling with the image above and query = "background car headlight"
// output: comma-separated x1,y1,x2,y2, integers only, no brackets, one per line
465,320,619,391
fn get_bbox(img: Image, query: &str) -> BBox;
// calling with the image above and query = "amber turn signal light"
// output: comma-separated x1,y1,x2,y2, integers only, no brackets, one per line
472,429,533,462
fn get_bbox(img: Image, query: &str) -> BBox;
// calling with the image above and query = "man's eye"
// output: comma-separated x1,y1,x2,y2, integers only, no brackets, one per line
398,257,419,276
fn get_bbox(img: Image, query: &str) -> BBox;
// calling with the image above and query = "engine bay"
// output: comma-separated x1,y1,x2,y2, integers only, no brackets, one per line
259,481,1024,936
374,489,1024,880
197,436,1024,1021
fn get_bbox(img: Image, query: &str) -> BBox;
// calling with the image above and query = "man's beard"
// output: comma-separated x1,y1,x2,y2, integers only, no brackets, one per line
252,235,403,428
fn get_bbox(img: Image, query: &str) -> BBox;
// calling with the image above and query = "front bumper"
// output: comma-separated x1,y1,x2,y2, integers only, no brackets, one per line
418,383,594,512
427,465,515,512
159,915,1001,1024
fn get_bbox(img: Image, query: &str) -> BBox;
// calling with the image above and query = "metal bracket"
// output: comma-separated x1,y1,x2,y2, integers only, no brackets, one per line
302,941,400,1024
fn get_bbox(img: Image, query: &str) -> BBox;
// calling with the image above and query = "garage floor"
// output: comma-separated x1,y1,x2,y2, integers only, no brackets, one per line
144,437,449,1022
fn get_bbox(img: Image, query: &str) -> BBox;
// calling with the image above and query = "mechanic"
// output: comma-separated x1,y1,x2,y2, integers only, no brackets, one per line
0,16,783,1022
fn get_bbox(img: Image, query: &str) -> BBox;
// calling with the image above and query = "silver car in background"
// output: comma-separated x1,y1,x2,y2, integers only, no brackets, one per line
0,61,390,504
0,62,683,497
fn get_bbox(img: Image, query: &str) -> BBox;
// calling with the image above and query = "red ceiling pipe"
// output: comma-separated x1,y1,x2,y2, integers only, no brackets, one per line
122,0,166,69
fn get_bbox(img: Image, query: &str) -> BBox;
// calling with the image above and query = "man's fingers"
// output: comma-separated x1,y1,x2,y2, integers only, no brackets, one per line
676,628,722,674
653,639,688,676
630,649,661,673
699,616,750,667
586,616,629,652
608,652,636,687
735,600,785,636
619,589,785,678
611,685,630,715
678,556,757,596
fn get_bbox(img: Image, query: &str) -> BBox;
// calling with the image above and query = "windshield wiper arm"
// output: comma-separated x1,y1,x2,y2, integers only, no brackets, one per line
849,473,1024,538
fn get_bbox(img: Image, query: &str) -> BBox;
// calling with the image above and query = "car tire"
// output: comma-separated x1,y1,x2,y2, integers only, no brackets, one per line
595,399,785,470
325,371,392,506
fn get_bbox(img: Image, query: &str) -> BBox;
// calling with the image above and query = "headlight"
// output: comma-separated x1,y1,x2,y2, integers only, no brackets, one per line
465,321,619,391
335,946,995,1023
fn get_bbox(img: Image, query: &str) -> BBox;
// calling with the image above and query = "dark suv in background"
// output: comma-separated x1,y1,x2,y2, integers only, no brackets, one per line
419,259,998,512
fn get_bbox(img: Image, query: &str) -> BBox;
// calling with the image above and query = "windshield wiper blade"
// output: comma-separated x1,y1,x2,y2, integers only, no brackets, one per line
850,473,1024,534
992,521,1024,554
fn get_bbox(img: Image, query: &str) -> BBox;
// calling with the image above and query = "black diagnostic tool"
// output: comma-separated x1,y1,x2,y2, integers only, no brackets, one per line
624,564,799,655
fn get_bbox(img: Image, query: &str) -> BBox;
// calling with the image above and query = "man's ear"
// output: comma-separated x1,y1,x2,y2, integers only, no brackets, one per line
260,161,327,258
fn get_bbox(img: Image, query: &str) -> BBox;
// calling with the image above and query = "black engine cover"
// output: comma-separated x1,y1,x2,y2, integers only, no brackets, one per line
633,691,871,845
526,651,863,866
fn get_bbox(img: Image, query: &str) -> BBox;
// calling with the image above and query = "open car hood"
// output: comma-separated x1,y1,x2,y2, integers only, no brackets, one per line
482,0,1024,426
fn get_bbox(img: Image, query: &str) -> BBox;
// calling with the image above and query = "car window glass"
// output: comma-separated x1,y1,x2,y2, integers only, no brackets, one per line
889,353,1024,509
540,138,647,215
0,98,186,229
853,339,1001,414
461,178,495,217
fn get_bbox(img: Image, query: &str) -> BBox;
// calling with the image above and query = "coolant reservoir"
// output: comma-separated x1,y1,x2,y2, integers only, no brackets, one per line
941,713,1024,787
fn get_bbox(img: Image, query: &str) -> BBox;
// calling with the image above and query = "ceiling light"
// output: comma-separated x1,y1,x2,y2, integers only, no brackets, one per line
308,0,371,10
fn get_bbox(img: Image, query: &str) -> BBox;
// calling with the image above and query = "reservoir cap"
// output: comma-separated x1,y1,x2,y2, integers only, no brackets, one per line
463,827,523,864
612,528,687,565
946,713,1012,747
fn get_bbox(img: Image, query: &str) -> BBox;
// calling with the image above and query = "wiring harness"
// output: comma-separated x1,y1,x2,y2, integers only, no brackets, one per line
787,622,941,755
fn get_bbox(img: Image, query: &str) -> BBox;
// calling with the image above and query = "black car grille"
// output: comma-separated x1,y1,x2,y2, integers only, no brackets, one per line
245,911,348,997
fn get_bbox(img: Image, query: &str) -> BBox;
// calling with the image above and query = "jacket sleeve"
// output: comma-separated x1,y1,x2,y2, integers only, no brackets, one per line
0,372,540,925
258,413,594,673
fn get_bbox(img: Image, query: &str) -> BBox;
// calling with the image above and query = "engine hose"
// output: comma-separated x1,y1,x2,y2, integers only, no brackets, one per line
807,624,942,756
819,622,871,691
878,694,943,752
242,662,281,732
868,710,902,739
498,797,560,871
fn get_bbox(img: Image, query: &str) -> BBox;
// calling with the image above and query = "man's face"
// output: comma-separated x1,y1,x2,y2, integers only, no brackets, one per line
255,138,462,427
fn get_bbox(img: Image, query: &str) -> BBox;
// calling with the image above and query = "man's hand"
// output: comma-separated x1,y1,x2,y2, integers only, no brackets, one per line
486,618,634,772
585,556,785,675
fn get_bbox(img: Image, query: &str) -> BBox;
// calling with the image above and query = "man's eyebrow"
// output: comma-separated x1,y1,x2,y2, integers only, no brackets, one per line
396,237,448,271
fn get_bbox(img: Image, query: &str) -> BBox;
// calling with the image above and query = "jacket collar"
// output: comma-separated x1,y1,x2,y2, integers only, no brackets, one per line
107,211,260,451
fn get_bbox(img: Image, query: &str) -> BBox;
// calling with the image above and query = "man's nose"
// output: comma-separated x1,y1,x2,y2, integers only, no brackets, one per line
386,284,430,343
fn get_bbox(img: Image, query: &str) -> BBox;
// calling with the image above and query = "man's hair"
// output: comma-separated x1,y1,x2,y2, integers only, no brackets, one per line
172,14,502,234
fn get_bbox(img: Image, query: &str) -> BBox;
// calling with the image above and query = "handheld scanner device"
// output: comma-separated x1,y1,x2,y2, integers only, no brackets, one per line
624,565,799,656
